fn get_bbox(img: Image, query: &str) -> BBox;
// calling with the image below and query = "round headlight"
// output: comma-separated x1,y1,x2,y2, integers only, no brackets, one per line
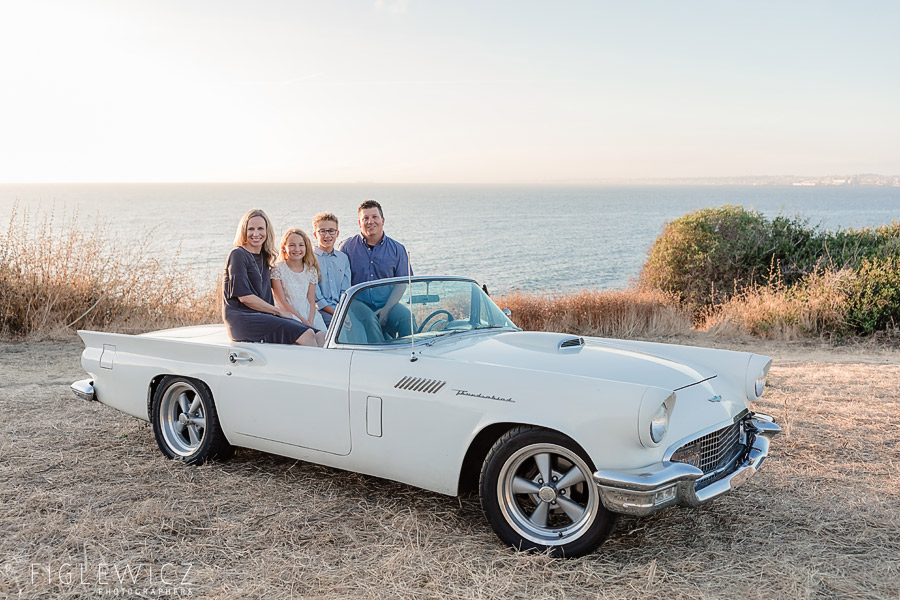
650,403,669,443
754,376,766,398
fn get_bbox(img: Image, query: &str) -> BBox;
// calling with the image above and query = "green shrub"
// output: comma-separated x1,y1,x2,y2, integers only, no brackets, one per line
642,205,900,336
640,205,815,306
823,222,900,267
846,256,900,334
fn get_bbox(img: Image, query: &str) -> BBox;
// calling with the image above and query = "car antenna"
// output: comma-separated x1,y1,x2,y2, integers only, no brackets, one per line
407,250,417,362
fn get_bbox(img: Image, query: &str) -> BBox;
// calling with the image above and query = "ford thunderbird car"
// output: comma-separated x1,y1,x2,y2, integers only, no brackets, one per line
71,276,780,557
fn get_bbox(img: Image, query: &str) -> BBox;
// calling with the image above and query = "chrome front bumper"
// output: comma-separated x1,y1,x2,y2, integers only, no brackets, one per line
593,413,781,516
71,379,96,402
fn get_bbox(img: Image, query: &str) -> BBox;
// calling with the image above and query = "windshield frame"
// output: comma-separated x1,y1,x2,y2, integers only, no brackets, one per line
324,275,519,350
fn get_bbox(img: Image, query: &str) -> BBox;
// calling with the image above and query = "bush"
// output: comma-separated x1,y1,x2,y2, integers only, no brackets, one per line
641,205,900,337
846,256,900,335
643,204,899,303
640,205,817,306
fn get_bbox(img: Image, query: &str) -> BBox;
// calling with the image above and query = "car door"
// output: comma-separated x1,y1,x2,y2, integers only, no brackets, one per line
345,349,487,494
219,343,352,455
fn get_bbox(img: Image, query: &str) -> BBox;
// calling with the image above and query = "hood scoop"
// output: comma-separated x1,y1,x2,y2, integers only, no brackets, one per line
558,337,585,351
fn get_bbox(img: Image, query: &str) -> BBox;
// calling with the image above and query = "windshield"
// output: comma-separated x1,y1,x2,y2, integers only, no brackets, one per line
335,279,517,346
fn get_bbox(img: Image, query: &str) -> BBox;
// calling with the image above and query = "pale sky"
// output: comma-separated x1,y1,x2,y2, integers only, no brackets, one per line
1,1,898,183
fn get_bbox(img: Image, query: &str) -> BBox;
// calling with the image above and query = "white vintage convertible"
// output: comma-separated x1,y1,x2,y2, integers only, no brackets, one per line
71,276,780,557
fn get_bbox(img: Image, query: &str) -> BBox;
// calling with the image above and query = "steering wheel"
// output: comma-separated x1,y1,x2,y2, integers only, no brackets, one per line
418,309,453,333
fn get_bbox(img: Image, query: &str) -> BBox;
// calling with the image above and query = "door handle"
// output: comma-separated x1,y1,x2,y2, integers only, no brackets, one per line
229,353,254,364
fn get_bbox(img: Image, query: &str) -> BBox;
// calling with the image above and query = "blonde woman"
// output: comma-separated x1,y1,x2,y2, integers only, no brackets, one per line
222,209,319,346
272,228,328,345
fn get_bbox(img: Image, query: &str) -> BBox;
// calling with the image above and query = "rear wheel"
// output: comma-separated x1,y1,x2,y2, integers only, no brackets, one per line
479,426,615,557
151,376,232,465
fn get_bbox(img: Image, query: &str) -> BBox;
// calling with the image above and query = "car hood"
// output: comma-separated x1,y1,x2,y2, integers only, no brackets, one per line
423,330,715,390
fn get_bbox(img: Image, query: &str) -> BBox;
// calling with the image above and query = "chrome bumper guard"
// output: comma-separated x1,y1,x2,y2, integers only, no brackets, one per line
592,413,781,516
70,379,96,402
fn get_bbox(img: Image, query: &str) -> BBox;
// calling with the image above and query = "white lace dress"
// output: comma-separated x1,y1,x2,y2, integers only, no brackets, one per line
272,262,327,331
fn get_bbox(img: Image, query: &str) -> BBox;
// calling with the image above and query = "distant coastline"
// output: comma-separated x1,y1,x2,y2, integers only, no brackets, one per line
2,174,900,187
557,174,900,186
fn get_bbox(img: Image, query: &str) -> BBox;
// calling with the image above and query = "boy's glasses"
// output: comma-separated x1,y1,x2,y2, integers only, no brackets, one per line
317,229,338,236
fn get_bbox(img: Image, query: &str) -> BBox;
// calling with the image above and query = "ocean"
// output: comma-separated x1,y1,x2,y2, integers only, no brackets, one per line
2,183,898,294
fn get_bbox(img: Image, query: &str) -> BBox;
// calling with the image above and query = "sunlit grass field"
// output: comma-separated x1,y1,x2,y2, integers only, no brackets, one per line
2,340,898,599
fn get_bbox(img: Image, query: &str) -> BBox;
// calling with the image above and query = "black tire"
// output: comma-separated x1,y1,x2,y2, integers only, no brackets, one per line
479,426,616,557
151,376,232,465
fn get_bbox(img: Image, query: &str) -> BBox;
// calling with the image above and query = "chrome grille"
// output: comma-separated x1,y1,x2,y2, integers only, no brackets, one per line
394,376,446,394
671,421,742,473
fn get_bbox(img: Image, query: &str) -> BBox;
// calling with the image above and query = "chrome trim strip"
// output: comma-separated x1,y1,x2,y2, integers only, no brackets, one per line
673,375,717,391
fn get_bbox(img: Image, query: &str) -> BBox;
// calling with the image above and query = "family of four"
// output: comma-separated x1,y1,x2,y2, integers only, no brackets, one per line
222,200,411,347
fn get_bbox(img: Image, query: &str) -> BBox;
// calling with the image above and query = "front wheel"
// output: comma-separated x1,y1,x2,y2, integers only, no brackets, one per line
479,426,616,557
151,376,232,465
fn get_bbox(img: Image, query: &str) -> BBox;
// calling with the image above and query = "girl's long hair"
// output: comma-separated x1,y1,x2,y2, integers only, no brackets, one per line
233,208,277,267
279,228,321,280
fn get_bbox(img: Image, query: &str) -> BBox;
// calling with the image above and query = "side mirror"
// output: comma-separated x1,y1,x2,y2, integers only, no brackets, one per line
502,308,512,317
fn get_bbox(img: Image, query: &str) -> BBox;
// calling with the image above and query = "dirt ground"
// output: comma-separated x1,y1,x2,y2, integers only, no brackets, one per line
1,338,898,599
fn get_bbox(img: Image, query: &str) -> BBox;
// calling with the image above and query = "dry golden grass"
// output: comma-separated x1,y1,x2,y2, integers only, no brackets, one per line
698,269,853,340
497,289,693,339
0,203,217,340
2,340,898,599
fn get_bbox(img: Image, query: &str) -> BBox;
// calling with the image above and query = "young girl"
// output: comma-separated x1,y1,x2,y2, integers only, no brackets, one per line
272,228,328,344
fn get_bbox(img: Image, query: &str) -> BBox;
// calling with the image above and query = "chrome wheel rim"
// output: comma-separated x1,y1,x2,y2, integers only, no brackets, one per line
159,382,207,457
497,443,600,545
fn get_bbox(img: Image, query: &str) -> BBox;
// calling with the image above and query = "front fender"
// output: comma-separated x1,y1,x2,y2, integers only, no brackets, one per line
454,364,673,473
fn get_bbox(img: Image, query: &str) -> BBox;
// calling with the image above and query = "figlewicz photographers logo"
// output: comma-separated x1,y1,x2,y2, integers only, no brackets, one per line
29,561,195,597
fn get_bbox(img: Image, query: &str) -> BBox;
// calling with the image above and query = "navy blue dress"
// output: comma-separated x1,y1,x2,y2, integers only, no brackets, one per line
222,247,311,344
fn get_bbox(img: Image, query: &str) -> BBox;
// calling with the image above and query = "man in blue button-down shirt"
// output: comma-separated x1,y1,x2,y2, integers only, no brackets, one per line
338,200,412,341
312,212,351,327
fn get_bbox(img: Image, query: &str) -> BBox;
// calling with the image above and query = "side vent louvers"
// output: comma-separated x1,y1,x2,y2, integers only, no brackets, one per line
394,376,447,394
559,337,585,350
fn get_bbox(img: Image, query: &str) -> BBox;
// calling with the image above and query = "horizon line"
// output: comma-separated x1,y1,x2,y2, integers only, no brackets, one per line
1,174,899,186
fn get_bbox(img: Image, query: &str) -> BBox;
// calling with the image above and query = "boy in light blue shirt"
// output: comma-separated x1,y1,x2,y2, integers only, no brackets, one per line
312,212,351,327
